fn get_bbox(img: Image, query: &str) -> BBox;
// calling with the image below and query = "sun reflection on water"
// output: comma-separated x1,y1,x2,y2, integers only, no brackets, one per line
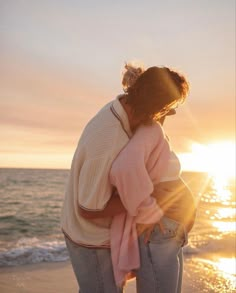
214,258,236,288
212,221,236,233
215,258,236,275
211,176,233,202
197,257,236,291
207,175,236,233
216,208,235,220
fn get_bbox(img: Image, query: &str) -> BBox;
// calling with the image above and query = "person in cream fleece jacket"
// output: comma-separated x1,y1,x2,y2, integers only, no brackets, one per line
61,62,190,293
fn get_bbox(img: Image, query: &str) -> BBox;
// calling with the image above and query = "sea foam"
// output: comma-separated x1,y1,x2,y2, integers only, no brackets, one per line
0,237,68,266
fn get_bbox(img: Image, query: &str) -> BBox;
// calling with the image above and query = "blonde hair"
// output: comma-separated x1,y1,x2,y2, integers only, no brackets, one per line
122,62,145,92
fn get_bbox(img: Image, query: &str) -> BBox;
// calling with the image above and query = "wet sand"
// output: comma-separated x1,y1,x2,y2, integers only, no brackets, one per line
0,255,235,293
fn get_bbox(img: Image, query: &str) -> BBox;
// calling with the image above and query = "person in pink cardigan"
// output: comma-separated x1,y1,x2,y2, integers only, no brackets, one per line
66,63,194,293
109,117,196,292
108,67,196,292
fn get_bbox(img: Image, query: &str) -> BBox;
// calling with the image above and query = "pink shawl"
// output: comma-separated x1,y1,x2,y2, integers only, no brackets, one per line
109,123,171,287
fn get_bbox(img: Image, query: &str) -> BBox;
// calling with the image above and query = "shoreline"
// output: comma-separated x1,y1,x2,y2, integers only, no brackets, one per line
0,260,190,293
1,255,234,293
0,261,77,293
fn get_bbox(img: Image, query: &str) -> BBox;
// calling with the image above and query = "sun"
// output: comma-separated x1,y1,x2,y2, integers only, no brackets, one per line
200,142,235,181
179,140,235,181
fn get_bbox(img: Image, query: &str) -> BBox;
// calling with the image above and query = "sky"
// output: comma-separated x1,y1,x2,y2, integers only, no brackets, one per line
0,0,235,170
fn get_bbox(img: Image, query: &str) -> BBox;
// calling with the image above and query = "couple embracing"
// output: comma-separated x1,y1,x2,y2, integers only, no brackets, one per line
61,62,196,293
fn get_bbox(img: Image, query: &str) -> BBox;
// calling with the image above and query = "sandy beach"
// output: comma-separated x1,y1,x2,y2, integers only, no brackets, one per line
0,260,182,293
1,254,235,293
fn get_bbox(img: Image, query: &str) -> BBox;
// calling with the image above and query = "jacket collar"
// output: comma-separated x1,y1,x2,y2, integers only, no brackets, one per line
110,96,132,138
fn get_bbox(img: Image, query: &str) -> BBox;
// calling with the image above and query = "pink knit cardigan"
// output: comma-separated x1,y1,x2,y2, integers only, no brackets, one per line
110,123,171,287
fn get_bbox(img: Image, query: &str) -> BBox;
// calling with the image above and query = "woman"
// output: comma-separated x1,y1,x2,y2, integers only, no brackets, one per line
108,64,196,292
109,115,196,293
61,62,192,293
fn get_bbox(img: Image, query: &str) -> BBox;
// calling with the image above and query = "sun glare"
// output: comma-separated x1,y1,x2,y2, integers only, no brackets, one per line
212,221,236,233
215,258,236,280
180,141,235,182
201,257,236,289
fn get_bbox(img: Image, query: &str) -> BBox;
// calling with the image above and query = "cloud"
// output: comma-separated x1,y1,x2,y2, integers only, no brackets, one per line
0,49,112,134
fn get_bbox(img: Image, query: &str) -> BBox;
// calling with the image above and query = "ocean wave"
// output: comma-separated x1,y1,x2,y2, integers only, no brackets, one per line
0,233,235,267
184,234,235,256
0,237,69,267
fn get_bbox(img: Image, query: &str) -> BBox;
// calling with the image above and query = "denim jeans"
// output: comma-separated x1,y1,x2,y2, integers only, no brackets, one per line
64,236,122,293
65,216,186,293
136,216,187,293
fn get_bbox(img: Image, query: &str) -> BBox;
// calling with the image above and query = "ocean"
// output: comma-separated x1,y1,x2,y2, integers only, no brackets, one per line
0,168,235,291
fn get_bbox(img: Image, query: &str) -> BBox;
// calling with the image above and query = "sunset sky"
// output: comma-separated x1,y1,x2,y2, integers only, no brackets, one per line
0,0,235,171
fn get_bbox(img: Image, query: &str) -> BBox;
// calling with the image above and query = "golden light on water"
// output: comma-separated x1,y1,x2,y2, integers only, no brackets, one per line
215,258,236,287
182,141,236,234
212,205,235,233
199,257,236,290
216,208,235,220
210,174,235,233
211,176,234,204
199,257,236,292
178,141,236,232
212,221,236,233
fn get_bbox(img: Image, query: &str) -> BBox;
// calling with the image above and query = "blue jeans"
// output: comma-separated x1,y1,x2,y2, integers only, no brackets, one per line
65,216,186,293
64,236,122,293
136,217,187,293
